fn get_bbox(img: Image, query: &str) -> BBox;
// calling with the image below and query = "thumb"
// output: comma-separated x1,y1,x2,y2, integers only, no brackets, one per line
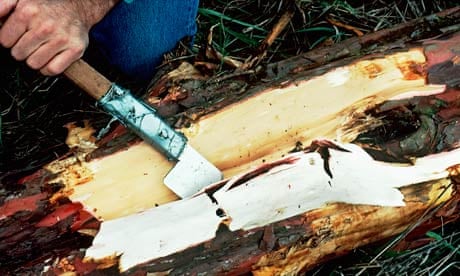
0,0,17,19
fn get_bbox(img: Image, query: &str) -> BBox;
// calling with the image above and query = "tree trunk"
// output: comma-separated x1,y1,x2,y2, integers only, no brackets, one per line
1,8,460,275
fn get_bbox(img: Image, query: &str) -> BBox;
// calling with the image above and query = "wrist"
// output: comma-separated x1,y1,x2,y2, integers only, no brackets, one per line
74,0,121,29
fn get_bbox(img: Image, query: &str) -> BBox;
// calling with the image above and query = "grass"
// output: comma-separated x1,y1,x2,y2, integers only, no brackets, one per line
313,225,460,275
0,0,459,274
195,0,459,63
0,49,106,177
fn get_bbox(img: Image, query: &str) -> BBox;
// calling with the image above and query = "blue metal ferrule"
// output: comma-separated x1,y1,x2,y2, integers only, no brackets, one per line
98,84,187,161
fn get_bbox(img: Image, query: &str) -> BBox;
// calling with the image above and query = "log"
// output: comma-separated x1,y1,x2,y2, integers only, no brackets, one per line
1,9,460,275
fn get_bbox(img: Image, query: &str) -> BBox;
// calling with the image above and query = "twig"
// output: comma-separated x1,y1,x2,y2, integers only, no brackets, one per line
240,4,296,70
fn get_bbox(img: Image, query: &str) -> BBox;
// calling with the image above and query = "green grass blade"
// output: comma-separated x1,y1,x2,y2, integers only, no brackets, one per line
426,231,459,253
296,26,337,33
224,28,260,47
198,8,268,33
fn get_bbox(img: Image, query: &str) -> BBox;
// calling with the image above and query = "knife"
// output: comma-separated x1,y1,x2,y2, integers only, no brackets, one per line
64,59,223,198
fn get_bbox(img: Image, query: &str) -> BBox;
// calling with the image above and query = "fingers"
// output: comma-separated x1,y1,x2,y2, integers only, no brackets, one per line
23,39,65,70
10,28,50,61
11,19,67,61
39,45,86,76
1,0,89,75
8,27,86,75
0,1,37,48
0,16,26,48
0,0,17,18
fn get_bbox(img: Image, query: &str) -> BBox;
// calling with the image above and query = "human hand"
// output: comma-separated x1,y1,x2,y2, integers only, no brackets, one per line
0,0,118,76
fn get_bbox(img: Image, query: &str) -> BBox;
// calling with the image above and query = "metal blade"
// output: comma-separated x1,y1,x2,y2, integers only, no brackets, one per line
99,85,223,197
164,144,223,198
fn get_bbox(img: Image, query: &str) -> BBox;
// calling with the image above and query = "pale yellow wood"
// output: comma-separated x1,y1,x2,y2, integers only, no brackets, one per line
46,49,446,221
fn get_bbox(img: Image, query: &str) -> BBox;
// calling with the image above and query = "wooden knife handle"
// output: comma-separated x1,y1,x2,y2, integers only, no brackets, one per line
64,59,112,100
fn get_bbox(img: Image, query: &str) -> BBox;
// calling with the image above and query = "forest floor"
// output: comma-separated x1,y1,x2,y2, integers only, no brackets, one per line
0,0,459,275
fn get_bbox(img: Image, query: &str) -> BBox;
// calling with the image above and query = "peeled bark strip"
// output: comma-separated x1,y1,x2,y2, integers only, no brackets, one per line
82,144,458,275
1,16,460,275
